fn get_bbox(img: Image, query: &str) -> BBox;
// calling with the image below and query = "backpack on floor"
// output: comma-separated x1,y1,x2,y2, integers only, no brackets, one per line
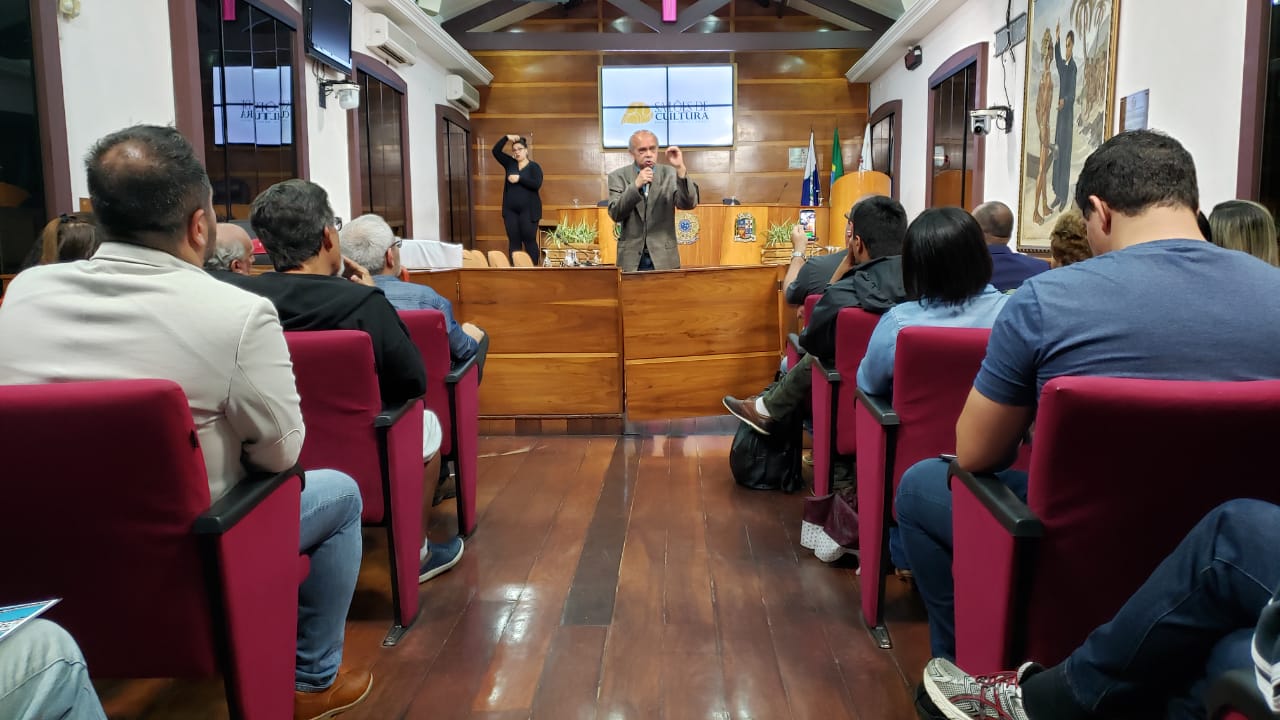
729,423,803,493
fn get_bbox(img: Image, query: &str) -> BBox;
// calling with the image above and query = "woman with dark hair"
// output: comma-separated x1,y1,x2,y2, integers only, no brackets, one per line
492,134,543,262
21,213,100,269
1209,199,1278,266
856,207,1010,397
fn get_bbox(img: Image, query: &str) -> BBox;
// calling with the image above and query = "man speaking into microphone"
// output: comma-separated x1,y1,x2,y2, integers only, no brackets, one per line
607,129,699,271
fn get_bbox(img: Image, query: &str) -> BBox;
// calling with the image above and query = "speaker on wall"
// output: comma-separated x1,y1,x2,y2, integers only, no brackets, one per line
904,46,922,71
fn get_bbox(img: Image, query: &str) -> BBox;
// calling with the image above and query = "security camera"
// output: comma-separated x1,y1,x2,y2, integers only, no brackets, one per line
319,80,361,110
969,106,1013,136
333,83,360,111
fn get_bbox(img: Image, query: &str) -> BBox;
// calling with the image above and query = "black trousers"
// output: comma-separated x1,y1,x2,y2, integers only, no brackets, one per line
502,207,539,261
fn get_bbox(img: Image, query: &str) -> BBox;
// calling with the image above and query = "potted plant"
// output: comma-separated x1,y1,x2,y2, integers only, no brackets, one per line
543,219,601,266
760,221,797,265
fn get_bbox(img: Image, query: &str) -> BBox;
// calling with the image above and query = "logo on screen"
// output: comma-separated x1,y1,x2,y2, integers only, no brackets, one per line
620,103,653,124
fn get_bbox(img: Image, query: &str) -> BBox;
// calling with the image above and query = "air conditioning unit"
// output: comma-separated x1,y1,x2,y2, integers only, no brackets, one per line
415,0,441,15
445,74,481,112
365,13,418,66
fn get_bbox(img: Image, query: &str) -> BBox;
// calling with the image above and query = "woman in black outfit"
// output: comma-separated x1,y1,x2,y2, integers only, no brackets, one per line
492,134,543,262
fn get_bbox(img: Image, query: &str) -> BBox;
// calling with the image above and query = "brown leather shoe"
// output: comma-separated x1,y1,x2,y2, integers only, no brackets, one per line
722,395,776,435
295,666,373,720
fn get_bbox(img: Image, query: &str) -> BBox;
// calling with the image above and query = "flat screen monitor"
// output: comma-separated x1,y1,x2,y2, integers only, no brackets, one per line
211,66,294,146
304,0,353,75
600,64,735,149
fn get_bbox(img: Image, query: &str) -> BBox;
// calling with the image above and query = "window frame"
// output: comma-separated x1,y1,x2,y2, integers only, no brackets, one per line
925,42,988,210
868,99,902,199
347,52,412,238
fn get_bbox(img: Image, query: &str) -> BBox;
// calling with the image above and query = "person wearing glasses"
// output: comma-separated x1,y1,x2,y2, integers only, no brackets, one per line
218,180,466,582
340,214,485,366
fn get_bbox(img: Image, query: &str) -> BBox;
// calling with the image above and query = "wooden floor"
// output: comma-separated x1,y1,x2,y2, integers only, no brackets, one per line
98,429,931,720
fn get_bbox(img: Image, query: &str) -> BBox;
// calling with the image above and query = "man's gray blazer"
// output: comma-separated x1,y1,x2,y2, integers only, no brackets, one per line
606,163,699,271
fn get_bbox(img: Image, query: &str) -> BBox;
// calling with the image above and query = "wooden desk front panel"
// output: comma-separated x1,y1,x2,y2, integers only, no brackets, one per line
621,266,781,420
450,267,624,417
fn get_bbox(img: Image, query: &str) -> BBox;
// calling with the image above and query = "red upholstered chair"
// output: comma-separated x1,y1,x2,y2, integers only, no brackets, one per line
810,307,881,495
1208,669,1278,719
854,326,996,649
397,309,486,537
284,330,425,645
951,377,1280,675
0,379,302,720
784,294,822,370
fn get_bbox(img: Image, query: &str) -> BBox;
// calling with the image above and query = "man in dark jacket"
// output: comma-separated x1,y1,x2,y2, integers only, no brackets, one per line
219,179,464,584
974,200,1048,291
723,195,908,434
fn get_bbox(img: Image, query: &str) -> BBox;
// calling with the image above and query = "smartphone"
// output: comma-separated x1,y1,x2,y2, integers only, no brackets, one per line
938,453,958,463
799,209,817,241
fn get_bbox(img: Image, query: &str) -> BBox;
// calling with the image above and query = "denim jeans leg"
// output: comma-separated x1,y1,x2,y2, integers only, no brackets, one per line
0,619,107,720
895,458,1028,660
761,354,814,421
1055,498,1280,715
295,469,364,691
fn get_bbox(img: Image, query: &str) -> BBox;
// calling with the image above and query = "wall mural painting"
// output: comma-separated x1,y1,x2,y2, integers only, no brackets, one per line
1018,0,1119,251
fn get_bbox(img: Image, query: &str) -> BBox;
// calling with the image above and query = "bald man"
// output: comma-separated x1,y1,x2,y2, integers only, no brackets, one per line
206,223,255,275
973,201,1048,291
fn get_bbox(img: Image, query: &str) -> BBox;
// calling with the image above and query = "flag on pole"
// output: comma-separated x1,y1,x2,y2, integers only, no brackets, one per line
801,130,819,207
858,122,873,171
830,127,844,190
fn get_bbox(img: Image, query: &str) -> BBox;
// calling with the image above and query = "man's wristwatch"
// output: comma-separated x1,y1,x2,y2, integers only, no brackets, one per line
792,250,806,258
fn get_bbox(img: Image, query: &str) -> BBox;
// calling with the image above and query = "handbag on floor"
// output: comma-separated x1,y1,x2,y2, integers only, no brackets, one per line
729,422,803,493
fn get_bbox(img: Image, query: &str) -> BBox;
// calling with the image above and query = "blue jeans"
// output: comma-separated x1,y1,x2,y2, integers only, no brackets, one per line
296,469,363,691
894,458,1029,658
1022,499,1280,719
637,246,655,271
0,619,106,720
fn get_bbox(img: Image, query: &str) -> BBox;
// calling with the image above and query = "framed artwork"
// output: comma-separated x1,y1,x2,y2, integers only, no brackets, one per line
1017,0,1120,252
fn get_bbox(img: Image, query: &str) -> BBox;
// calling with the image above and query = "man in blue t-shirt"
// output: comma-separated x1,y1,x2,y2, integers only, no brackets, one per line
896,130,1280,661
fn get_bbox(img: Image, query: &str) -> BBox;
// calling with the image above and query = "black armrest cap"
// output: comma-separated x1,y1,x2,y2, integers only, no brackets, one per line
950,461,1044,538
195,466,303,535
854,387,899,426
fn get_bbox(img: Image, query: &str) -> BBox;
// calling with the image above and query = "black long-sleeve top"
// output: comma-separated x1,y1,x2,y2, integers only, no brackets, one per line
492,137,544,219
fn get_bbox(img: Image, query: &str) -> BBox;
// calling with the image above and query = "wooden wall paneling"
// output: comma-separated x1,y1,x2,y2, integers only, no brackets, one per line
480,84,599,116
737,80,862,111
620,266,779,359
734,49,864,78
471,52,601,83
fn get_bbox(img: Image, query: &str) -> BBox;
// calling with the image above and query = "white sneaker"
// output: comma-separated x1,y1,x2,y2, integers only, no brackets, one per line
922,657,1040,720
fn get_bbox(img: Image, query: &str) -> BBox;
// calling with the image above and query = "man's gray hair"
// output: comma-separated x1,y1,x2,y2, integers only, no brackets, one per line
204,237,252,271
340,214,397,273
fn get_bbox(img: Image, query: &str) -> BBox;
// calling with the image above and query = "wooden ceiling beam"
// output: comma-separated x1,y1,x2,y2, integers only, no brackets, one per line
452,29,878,51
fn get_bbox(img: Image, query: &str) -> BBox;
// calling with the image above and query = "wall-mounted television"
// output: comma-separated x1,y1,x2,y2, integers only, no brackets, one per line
600,64,735,149
304,0,353,75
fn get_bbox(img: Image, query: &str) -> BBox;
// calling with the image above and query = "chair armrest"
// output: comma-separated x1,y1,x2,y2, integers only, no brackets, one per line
854,387,899,427
448,333,489,384
1207,669,1279,720
787,333,804,354
376,396,424,428
813,356,841,384
194,465,304,535
949,462,1044,538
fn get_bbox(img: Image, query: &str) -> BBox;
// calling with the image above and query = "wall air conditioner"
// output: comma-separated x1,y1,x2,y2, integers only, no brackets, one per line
445,74,480,112
365,13,418,66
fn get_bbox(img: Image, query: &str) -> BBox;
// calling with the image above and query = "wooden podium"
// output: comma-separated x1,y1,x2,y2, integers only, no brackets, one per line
549,171,893,269
827,171,892,244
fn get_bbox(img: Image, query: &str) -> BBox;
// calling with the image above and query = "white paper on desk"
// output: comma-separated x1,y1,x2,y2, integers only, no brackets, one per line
0,599,60,645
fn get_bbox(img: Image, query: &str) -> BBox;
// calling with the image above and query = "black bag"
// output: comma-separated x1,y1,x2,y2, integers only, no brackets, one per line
730,423,803,493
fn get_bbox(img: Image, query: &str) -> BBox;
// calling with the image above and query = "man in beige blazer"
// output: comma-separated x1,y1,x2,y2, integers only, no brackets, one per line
0,125,373,720
606,129,699,271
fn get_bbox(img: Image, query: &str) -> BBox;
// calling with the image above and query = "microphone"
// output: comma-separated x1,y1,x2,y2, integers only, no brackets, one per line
642,183,650,198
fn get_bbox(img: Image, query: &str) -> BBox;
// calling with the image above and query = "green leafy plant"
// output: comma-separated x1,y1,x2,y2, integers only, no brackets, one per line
545,219,599,246
763,221,796,247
